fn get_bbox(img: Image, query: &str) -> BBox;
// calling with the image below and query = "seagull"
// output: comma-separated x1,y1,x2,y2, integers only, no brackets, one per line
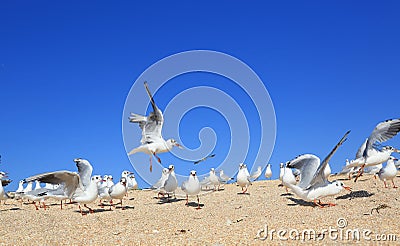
348,119,400,182
34,180,41,190
208,168,222,191
250,166,262,181
181,170,201,209
363,164,382,179
279,163,285,182
109,177,128,210
0,172,10,204
284,131,352,208
98,177,112,208
236,163,251,194
264,164,272,179
160,165,178,199
194,154,216,164
377,156,398,188
128,82,182,172
127,174,138,191
219,170,233,183
152,168,169,192
282,164,296,193
22,158,96,215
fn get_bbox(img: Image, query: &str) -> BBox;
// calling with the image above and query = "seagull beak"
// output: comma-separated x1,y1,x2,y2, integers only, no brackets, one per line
176,143,184,149
344,185,352,192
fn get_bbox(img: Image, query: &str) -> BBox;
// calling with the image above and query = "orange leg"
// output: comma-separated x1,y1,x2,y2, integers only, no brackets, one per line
196,195,201,210
392,180,398,188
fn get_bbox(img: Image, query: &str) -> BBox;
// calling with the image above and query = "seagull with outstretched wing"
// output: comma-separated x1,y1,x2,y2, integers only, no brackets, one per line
128,82,182,172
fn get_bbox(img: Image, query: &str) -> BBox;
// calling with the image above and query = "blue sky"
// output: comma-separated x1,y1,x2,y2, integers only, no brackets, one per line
1,1,400,190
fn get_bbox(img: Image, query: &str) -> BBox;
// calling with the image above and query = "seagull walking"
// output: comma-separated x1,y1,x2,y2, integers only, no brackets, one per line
237,163,251,194
181,170,201,209
109,177,128,210
128,82,182,172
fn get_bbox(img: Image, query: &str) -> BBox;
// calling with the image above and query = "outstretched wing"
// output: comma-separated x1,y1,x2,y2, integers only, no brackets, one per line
129,82,164,144
1,179,12,187
308,130,350,189
23,171,80,197
364,119,400,157
286,154,320,189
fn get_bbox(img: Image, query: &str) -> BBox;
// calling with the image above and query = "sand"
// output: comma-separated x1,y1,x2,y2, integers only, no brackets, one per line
0,175,399,245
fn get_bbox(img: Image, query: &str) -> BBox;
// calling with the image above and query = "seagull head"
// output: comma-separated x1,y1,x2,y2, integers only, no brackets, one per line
168,165,175,172
168,139,183,149
91,175,102,183
333,180,351,192
122,170,133,177
190,170,197,177
0,171,7,178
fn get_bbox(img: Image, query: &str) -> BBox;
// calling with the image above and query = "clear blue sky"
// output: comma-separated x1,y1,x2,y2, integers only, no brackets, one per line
1,1,399,190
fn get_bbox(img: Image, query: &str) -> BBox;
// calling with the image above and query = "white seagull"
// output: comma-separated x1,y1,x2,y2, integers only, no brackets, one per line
284,131,352,208
181,170,201,209
22,158,96,215
348,119,400,182
377,156,398,188
0,172,10,204
160,165,178,199
208,168,222,191
236,163,251,194
128,82,182,172
250,166,262,181
264,164,272,179
282,164,296,193
109,177,128,210
219,170,233,183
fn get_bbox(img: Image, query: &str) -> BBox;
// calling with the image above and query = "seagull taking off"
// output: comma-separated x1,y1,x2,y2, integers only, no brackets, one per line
284,131,352,208
348,119,400,182
128,82,182,172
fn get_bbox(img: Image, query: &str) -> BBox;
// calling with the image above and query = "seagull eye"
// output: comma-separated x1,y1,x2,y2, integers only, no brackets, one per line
336,183,339,186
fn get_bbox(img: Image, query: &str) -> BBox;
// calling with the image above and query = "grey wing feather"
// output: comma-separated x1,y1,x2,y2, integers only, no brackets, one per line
308,130,350,189
355,138,367,159
23,171,80,197
76,161,93,189
364,119,400,156
286,154,320,189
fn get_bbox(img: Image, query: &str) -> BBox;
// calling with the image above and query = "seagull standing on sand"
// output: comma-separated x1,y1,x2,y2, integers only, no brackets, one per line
237,163,251,194
284,131,352,208
264,164,272,179
160,165,178,199
208,168,222,191
219,170,233,183
0,172,10,204
347,119,400,182
377,156,398,188
128,82,182,172
109,177,128,210
250,166,262,181
181,170,201,209
22,158,96,215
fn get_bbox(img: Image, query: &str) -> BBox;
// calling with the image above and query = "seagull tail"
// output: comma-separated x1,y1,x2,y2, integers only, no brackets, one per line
128,147,140,156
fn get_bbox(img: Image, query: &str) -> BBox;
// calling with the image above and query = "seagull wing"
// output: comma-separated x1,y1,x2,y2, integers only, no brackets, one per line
142,82,164,144
286,154,320,189
1,179,12,187
308,130,350,189
23,171,80,198
364,119,400,156
76,160,93,189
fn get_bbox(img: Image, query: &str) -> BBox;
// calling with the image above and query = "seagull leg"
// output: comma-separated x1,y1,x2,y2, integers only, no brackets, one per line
384,181,388,188
354,164,365,182
121,199,125,210
196,195,201,210
110,200,114,210
185,195,189,206
60,200,63,210
84,204,94,214
153,152,162,164
78,204,85,216
149,156,153,172
33,202,39,210
243,187,248,194
313,199,324,208
391,180,397,188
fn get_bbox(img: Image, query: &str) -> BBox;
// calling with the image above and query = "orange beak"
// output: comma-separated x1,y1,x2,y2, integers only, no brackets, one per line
344,185,352,191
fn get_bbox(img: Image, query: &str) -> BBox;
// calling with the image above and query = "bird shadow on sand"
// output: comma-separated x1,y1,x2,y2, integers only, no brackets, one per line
237,192,250,195
280,192,293,197
157,197,185,205
286,197,315,207
336,190,374,200
1,207,21,212
186,202,204,209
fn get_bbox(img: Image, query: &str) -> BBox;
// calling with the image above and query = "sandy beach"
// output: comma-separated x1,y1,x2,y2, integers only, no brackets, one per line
1,175,399,245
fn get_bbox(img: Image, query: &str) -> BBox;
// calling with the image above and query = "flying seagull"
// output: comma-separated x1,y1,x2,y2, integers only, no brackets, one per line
128,82,182,172
194,154,216,164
